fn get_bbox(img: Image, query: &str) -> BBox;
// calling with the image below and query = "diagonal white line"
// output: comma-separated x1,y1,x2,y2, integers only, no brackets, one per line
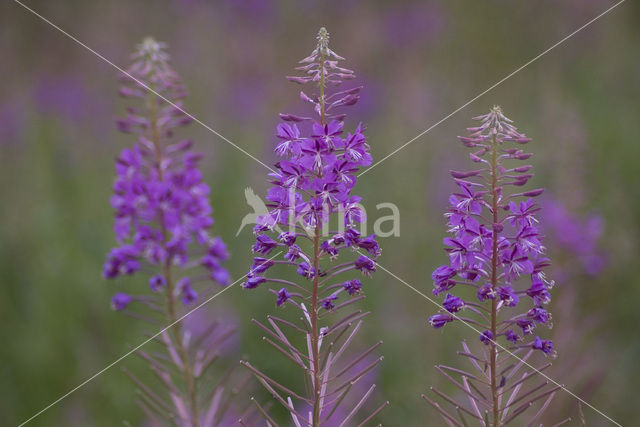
372,258,622,426
358,0,626,178
13,0,276,173
17,252,282,427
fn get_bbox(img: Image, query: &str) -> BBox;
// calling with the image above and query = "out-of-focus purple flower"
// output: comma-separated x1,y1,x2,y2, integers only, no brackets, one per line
149,275,166,292
384,3,445,47
111,292,132,311
178,277,197,305
104,38,229,307
540,197,606,277
296,261,315,278
103,37,242,427
34,76,93,123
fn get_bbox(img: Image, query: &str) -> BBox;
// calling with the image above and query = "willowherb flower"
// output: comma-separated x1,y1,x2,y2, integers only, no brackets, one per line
424,107,564,426
103,38,250,426
240,28,388,426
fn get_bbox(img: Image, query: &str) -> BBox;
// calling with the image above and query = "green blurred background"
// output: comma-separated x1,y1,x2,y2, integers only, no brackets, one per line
2,0,639,425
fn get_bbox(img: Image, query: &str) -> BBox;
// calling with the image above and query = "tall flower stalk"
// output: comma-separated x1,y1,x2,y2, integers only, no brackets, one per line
426,107,563,426
104,38,241,426
241,28,387,426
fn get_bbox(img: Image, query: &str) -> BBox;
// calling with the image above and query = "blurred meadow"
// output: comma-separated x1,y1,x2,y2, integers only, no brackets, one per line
2,0,640,425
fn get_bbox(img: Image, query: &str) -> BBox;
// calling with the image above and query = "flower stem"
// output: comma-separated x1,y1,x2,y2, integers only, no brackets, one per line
490,133,500,427
150,90,200,427
310,45,327,427
311,227,321,427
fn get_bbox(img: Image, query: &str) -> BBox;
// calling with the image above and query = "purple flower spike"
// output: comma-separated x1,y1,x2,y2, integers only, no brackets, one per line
241,28,385,426
426,107,558,425
103,39,239,425
104,37,229,300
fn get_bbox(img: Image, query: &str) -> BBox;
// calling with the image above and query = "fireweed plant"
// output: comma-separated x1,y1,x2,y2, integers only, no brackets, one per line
104,38,249,426
240,28,388,426
426,107,563,426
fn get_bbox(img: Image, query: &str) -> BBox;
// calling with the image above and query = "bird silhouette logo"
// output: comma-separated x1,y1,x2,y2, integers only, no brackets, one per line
236,187,281,236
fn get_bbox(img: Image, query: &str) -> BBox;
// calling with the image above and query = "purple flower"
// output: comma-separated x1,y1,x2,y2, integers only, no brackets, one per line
278,232,297,246
103,246,141,279
243,275,266,289
275,123,303,157
432,264,458,295
322,293,339,310
517,318,535,335
480,330,493,345
342,279,362,295
355,255,376,275
497,285,519,307
250,257,275,275
357,234,381,257
242,29,383,423
477,284,497,301
208,237,230,261
505,330,519,343
178,277,197,305
432,265,456,285
296,262,316,279
429,314,454,329
527,307,551,324
253,234,278,255
532,336,554,355
442,293,464,313
526,280,551,306
111,292,132,311
276,288,291,306
149,275,166,292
